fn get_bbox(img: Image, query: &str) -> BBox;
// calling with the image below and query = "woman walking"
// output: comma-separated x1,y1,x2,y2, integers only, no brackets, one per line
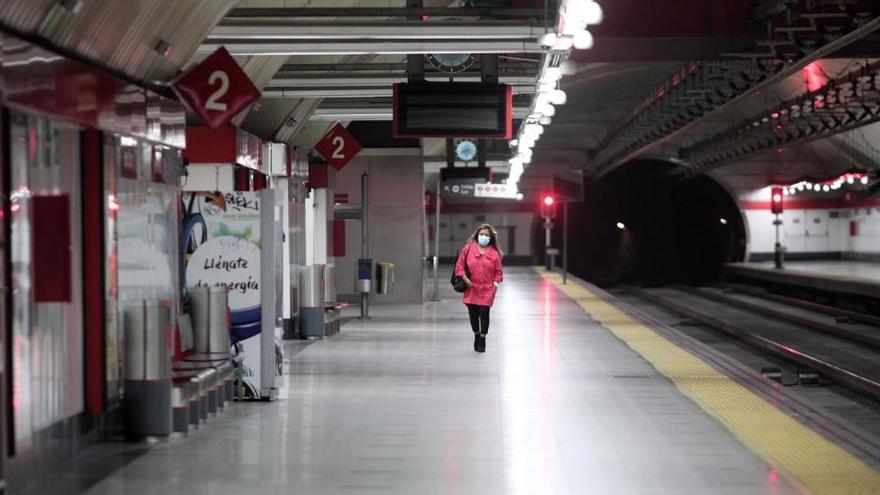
454,224,504,352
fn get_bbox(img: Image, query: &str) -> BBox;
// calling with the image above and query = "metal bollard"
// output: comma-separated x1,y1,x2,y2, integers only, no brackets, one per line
190,286,211,353
191,286,231,355
357,258,372,318
123,300,172,437
284,264,301,340
324,264,337,304
299,264,325,338
207,287,230,354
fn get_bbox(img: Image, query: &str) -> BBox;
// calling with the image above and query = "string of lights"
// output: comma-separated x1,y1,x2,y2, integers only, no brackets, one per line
781,172,869,196
507,0,602,188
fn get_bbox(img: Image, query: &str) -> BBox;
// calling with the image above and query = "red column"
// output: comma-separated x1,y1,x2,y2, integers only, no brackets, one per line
81,129,105,416
253,172,267,191
234,167,251,191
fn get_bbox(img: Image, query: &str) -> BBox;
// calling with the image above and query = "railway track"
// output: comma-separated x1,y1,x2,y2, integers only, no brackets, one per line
626,285,880,400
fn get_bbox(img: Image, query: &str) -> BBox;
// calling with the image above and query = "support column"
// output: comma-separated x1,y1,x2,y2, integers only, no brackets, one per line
431,175,441,301
478,54,498,171
360,173,370,318
563,202,569,284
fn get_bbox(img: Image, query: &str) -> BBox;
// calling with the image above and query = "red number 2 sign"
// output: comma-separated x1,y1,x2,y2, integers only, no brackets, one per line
314,124,363,171
171,47,261,129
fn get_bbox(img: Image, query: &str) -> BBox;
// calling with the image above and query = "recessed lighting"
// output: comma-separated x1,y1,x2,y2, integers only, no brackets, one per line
154,38,172,57
616,222,625,230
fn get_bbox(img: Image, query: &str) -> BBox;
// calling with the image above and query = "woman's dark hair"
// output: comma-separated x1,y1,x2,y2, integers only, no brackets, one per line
469,224,503,255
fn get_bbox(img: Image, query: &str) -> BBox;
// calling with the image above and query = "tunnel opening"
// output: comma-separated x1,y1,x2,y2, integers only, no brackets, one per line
558,159,747,287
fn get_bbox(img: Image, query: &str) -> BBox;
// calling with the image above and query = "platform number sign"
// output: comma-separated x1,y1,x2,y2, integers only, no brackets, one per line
314,124,363,171
171,47,261,129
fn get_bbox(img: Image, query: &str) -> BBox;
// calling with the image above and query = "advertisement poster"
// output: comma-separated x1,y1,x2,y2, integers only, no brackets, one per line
181,191,266,396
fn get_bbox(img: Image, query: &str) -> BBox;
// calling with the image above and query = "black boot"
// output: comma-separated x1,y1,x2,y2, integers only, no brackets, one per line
476,334,486,353
473,332,480,352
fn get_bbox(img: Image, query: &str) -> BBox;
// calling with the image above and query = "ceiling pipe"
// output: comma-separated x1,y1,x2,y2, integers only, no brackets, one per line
198,40,543,56
309,107,531,121
209,22,546,40
268,75,538,87
276,62,539,73
224,7,545,18
263,85,536,98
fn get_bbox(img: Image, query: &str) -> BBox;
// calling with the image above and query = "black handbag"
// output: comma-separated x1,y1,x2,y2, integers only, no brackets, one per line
451,245,472,293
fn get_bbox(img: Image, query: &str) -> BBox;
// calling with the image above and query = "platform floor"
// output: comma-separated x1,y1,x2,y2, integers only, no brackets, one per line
85,268,802,495
746,259,880,281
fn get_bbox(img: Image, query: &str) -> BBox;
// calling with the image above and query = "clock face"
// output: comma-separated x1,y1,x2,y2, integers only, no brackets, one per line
427,53,475,73
456,140,477,162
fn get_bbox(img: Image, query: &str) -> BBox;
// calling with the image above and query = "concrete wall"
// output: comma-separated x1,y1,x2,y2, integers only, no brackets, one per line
332,149,425,304
429,212,535,258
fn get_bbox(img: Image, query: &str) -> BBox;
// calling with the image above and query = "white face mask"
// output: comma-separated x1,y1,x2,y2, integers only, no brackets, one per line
477,234,491,246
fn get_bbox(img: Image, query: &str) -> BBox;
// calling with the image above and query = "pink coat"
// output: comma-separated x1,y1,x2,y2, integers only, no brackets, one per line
455,241,503,307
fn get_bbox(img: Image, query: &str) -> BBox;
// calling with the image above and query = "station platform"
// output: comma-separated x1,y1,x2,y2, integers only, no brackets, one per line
78,268,879,495
725,260,880,299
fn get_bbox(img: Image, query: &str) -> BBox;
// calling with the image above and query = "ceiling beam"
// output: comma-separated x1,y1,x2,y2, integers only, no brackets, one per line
591,5,880,178
263,85,536,98
199,39,543,56
225,7,546,18
268,75,537,87
209,22,546,40
680,62,880,175
280,63,408,72
276,62,539,74
309,106,531,121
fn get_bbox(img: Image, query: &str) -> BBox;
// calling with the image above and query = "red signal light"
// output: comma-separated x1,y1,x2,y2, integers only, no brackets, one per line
540,194,557,218
771,186,784,214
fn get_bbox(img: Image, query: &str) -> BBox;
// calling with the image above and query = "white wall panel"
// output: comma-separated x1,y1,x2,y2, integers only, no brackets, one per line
745,205,880,257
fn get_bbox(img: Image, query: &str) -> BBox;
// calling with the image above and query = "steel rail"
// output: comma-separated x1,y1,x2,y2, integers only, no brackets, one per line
727,284,880,328
630,287,880,400
679,285,880,350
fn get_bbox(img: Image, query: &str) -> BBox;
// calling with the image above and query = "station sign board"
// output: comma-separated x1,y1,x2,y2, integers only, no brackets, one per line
474,182,518,199
441,180,519,200
440,179,478,198
171,47,261,129
314,124,363,171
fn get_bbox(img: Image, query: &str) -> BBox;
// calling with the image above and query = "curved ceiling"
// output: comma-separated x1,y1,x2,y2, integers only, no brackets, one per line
0,0,237,85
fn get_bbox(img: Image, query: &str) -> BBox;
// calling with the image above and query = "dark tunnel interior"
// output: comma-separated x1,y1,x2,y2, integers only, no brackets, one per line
544,159,747,287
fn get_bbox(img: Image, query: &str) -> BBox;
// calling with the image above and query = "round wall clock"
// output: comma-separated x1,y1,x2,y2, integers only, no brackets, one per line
455,140,477,162
426,53,475,73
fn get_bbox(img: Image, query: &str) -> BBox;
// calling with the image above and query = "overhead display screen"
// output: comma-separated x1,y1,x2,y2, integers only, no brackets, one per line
392,82,512,139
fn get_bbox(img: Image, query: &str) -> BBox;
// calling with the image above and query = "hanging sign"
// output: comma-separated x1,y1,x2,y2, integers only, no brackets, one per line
314,123,362,171
171,47,261,129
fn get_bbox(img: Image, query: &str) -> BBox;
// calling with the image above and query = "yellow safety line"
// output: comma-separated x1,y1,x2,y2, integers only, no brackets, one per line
536,268,880,495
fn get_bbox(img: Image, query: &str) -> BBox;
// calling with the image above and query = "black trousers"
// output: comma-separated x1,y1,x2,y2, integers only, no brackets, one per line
466,304,491,335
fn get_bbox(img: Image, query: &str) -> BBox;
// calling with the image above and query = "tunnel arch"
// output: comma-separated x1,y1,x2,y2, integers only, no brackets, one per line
560,159,747,287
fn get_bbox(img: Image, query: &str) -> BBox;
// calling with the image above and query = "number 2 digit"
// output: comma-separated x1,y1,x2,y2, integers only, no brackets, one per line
206,70,229,111
332,136,345,159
